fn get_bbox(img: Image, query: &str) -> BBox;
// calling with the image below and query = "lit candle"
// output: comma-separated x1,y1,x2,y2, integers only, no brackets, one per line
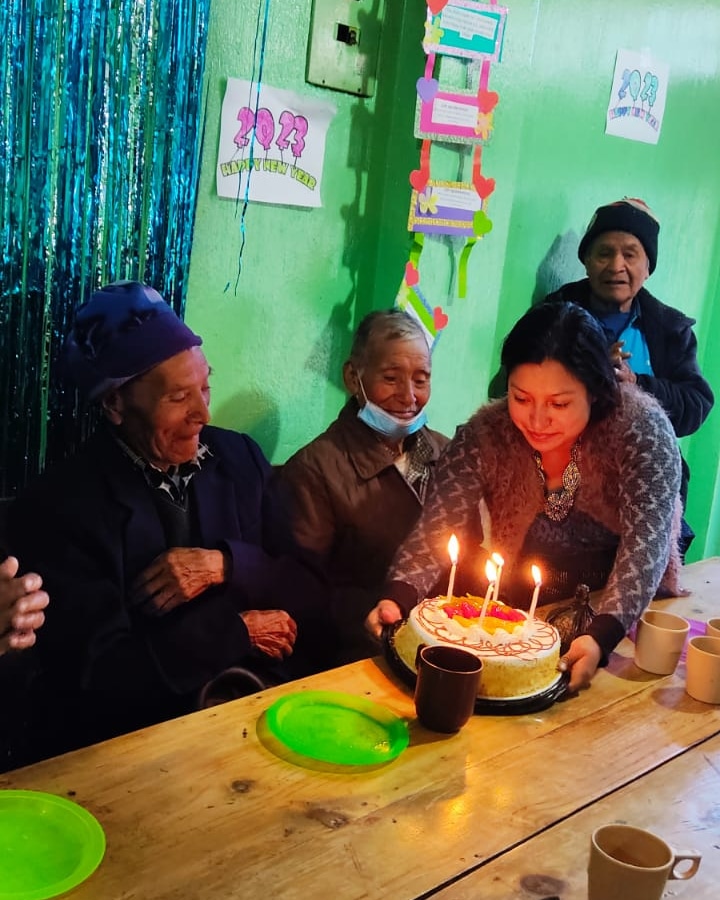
527,565,542,621
479,559,497,625
491,552,505,602
446,534,459,601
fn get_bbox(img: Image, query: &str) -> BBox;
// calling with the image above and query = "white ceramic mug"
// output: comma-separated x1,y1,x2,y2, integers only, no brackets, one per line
634,610,689,675
685,635,720,704
705,617,720,639
588,824,701,900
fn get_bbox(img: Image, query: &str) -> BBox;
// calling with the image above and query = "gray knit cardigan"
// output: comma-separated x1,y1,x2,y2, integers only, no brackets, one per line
388,384,682,653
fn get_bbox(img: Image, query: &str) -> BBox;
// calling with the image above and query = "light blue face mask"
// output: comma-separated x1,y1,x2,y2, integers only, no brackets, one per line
356,377,427,442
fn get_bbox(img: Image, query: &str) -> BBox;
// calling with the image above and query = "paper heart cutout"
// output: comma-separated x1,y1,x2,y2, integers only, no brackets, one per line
416,77,439,103
477,90,499,113
433,306,449,331
427,0,449,13
405,262,419,287
473,175,496,200
409,168,429,192
472,210,493,238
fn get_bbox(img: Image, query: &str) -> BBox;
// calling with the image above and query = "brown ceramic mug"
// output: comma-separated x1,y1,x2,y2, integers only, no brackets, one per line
414,645,482,733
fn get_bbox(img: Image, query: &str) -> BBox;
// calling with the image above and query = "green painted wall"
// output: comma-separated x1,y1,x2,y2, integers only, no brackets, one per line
186,0,720,561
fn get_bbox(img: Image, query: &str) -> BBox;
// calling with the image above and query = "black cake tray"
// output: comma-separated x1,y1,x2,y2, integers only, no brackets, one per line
382,621,570,716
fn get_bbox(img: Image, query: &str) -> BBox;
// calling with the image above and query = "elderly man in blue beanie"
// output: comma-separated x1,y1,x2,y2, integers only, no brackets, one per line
9,282,329,757
545,198,714,555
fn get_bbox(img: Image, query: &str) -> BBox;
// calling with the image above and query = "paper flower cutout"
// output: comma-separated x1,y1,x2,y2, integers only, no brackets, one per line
474,112,494,140
424,20,444,45
418,189,438,215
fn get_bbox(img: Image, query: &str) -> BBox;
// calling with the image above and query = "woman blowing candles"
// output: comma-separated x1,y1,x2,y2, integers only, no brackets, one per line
366,302,683,693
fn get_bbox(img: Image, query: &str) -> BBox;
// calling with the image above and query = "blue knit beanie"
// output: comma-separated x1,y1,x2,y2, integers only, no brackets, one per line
64,281,202,402
578,198,660,274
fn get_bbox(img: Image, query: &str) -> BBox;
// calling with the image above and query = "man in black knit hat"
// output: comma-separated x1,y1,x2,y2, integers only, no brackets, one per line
545,198,714,555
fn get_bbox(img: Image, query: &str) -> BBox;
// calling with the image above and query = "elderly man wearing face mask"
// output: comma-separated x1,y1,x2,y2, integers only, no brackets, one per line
277,309,449,665
9,282,330,757
545,198,714,555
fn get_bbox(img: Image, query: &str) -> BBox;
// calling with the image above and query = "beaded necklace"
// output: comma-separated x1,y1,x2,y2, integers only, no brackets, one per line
533,440,581,522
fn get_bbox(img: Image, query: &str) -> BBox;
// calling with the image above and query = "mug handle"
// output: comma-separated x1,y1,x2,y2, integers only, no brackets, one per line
414,643,427,669
669,851,702,880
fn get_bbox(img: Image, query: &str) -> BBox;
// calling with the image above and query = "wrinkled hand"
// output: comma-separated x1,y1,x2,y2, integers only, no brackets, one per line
558,634,603,693
365,599,403,641
131,548,226,615
609,341,636,384
240,609,297,659
0,556,50,654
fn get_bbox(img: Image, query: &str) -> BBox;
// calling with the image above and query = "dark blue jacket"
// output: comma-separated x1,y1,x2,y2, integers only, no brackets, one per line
9,425,329,751
546,280,714,438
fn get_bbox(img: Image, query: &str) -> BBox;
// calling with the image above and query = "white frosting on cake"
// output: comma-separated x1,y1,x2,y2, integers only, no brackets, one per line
394,596,561,700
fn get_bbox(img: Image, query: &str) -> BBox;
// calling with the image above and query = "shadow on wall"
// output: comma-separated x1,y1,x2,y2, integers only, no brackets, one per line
301,97,374,395
312,96,378,393
304,110,386,392
533,231,582,303
302,0,428,403
304,0,420,398
304,291,355,396
212,390,280,460
487,229,582,399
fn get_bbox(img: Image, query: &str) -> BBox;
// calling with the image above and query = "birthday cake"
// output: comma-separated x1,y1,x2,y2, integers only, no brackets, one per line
393,595,562,700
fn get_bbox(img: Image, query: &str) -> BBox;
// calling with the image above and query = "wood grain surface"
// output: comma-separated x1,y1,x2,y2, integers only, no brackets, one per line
2,559,719,900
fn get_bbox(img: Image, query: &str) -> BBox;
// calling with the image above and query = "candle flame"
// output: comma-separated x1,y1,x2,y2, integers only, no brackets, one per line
447,534,459,565
531,564,542,587
485,559,497,582
491,551,505,568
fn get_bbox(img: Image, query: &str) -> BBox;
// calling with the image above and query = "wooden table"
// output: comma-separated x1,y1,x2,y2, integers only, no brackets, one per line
3,559,720,900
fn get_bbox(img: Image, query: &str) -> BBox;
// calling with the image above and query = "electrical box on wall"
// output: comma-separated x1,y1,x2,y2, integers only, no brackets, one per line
306,0,385,97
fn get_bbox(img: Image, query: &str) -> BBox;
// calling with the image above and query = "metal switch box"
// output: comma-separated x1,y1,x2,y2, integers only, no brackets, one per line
306,0,385,97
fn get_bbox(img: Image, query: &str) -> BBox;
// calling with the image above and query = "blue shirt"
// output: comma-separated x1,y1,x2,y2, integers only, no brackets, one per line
595,303,654,376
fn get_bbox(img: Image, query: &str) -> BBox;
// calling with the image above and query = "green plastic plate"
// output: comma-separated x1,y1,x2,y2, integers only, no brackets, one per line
265,690,409,766
0,790,105,900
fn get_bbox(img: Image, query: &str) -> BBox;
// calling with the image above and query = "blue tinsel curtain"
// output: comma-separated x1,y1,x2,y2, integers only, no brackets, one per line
0,0,210,496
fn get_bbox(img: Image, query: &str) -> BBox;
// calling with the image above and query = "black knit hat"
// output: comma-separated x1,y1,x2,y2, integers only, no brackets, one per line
578,198,660,274
64,281,202,402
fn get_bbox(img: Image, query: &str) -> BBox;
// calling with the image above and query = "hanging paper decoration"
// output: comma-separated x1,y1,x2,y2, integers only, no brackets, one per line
423,1,507,62
409,180,493,238
396,236,449,348
397,1,508,342
0,0,210,496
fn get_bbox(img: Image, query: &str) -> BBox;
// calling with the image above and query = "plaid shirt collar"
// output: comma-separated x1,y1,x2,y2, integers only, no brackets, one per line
113,433,212,503
401,428,436,502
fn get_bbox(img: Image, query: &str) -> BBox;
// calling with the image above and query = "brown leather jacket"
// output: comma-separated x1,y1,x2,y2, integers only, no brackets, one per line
277,401,448,662
280,400,449,589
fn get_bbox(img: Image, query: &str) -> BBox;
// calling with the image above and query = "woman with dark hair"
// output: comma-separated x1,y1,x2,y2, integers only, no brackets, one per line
366,302,683,692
